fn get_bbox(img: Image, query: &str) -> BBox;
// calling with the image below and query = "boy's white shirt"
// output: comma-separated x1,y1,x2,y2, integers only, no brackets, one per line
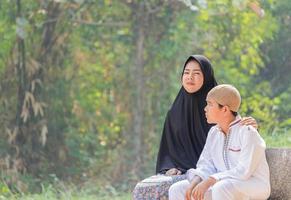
187,116,270,196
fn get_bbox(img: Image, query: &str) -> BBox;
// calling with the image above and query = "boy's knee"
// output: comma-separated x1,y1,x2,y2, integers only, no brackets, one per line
211,181,226,193
168,184,178,200
169,181,187,200
211,180,237,200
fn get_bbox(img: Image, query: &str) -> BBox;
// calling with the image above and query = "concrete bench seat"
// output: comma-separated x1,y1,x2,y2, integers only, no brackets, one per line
133,148,291,200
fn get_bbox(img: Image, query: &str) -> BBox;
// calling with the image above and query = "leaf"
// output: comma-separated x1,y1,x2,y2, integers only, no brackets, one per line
232,0,247,9
24,91,35,107
40,125,48,146
180,0,200,11
31,79,42,93
6,128,18,144
32,102,42,117
20,106,29,123
27,58,40,77
248,2,265,18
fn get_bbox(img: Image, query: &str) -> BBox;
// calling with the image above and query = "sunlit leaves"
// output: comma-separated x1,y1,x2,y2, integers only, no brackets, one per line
181,0,280,135
0,0,290,190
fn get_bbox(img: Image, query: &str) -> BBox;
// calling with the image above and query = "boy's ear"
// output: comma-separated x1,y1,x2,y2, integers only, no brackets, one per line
223,105,230,113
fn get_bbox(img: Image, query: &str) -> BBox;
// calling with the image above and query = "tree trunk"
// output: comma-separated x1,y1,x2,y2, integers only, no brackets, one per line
9,1,63,177
131,2,147,175
12,0,27,173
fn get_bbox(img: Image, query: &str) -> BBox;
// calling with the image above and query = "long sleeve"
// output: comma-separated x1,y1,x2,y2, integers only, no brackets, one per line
187,129,217,181
211,126,265,181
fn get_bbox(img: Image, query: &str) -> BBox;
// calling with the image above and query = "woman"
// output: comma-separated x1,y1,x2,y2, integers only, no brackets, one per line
156,55,257,175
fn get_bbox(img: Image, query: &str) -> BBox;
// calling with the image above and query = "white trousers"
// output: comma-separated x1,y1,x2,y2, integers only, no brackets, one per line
169,179,265,200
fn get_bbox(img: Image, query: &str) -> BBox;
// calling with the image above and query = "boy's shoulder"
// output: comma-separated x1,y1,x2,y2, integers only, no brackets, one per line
235,124,258,135
208,125,222,138
234,124,264,143
208,124,260,138
235,124,258,132
209,125,219,134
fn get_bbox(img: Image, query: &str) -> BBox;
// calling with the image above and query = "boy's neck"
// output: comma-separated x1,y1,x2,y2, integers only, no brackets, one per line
218,115,236,135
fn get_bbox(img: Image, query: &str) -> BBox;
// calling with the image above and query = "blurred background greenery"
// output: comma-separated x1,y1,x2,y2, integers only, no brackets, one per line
0,0,290,199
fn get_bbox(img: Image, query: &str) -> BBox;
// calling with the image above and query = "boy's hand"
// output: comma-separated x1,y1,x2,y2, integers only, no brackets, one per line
192,177,216,200
165,168,182,176
185,185,194,200
185,176,202,200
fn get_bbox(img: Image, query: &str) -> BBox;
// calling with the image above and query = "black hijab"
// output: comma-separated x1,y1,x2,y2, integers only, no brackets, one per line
156,55,217,174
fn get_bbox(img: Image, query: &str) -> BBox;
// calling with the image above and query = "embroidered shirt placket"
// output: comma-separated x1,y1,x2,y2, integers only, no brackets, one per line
223,130,231,170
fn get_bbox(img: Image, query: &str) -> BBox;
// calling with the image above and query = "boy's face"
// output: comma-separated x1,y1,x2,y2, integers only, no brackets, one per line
204,97,223,124
182,60,204,93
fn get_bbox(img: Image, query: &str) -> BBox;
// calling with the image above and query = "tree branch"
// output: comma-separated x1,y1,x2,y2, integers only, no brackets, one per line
72,19,129,27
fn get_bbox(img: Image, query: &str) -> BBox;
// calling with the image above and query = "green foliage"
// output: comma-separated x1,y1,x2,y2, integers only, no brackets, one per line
190,0,279,135
0,2,15,75
0,180,131,200
0,0,290,196
259,0,291,131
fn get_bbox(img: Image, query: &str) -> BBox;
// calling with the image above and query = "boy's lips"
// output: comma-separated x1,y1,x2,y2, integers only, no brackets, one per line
187,82,195,85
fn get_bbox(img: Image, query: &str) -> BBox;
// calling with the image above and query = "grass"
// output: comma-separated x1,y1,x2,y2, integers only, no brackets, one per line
264,130,291,148
0,193,131,200
0,182,132,200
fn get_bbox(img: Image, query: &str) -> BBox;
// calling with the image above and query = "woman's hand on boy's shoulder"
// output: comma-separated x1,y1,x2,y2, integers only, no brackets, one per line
240,116,258,129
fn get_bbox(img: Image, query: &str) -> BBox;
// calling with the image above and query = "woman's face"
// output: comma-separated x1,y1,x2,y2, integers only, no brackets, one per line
182,60,204,93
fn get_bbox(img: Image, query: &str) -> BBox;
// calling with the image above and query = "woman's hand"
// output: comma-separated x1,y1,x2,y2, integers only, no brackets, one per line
165,168,182,176
240,116,258,129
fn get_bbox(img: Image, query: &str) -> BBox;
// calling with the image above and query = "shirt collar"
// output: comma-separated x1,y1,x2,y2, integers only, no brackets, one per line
229,115,241,128
215,115,241,133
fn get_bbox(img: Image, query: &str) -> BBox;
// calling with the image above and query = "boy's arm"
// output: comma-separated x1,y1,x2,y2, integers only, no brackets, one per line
187,128,217,181
185,128,217,200
211,126,266,181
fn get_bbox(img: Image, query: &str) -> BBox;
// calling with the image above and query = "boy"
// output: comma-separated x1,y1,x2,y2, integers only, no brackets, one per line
169,84,270,200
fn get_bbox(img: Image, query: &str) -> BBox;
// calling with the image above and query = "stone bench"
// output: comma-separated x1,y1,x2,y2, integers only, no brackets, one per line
266,148,291,199
133,148,291,200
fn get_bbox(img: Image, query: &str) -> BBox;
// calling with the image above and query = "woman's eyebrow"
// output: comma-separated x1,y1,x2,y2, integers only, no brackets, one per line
184,68,201,72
